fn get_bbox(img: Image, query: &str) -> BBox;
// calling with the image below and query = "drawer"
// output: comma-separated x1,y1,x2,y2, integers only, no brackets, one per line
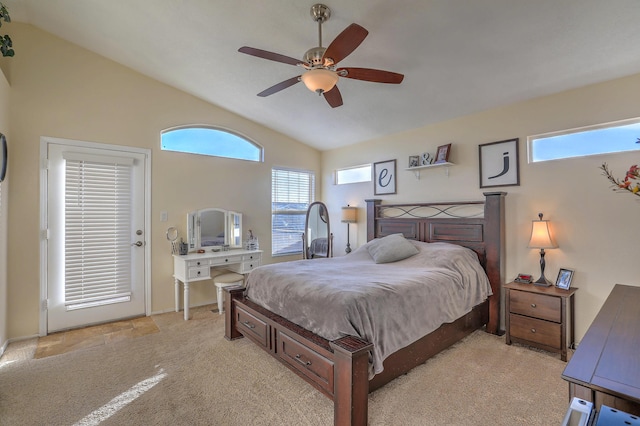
188,267,210,279
241,260,260,272
510,313,561,349
278,331,334,394
242,253,261,262
210,254,243,267
187,259,211,268
236,306,268,348
510,290,561,322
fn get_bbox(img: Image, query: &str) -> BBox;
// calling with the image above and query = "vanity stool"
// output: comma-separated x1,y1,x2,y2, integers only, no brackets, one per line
213,272,245,314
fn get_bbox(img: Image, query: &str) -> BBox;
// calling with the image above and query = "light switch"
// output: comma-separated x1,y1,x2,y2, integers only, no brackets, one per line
160,211,168,222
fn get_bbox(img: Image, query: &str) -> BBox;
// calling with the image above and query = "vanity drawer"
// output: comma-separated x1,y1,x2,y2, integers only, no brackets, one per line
510,289,561,323
241,260,260,272
509,313,561,349
242,253,261,262
188,267,210,279
210,254,243,267
278,331,334,394
236,306,268,348
187,259,211,268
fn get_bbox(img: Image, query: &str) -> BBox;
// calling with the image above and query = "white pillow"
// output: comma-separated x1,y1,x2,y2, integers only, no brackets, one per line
367,233,419,264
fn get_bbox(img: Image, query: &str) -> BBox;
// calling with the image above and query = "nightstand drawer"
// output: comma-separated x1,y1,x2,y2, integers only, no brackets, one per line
510,289,561,323
510,313,561,349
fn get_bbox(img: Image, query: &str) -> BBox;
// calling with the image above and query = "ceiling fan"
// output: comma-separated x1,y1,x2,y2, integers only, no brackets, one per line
238,3,404,108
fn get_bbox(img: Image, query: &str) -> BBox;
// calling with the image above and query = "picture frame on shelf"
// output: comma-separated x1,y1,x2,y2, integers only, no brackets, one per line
479,138,520,188
434,143,451,164
408,155,420,168
373,159,397,195
555,268,574,290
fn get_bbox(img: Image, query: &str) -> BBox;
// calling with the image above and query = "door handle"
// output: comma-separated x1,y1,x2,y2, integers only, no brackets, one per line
131,241,144,247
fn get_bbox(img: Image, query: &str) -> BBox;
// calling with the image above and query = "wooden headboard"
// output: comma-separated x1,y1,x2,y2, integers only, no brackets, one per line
365,192,506,334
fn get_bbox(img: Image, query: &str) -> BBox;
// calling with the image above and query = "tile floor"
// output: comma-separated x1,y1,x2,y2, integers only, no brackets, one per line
34,315,160,359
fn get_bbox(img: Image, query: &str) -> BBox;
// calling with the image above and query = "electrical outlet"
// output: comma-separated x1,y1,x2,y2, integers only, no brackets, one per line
160,211,168,222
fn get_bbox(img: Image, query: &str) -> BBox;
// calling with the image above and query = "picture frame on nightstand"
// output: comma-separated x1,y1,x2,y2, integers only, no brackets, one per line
555,268,574,290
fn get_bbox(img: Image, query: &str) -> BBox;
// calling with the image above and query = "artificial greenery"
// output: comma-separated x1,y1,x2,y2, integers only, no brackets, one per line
0,2,14,57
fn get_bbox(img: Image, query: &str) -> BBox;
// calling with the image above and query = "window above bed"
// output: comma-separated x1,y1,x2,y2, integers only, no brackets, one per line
161,126,263,162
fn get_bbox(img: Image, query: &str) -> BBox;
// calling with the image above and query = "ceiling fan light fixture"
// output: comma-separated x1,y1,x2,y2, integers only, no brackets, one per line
301,68,338,94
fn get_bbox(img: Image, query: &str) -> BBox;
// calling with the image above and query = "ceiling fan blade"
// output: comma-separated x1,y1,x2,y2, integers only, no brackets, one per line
323,86,343,108
257,76,301,97
337,67,404,84
322,23,368,65
238,46,301,66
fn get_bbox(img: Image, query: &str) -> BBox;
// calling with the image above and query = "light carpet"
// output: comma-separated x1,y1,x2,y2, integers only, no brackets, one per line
0,306,568,425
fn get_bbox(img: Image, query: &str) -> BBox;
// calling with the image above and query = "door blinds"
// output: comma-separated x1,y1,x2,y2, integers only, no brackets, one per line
63,152,134,310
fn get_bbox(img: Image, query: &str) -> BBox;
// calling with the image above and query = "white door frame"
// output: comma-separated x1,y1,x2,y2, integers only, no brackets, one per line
39,136,151,336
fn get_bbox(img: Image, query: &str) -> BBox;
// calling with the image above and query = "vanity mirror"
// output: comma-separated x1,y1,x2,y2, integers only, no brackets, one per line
187,208,242,251
302,201,332,259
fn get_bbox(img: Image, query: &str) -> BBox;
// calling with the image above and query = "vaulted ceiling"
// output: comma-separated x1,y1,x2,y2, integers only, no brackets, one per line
5,0,640,150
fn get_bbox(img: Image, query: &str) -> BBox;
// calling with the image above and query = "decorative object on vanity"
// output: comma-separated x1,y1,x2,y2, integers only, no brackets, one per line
302,201,332,259
0,2,14,57
237,4,403,108
434,143,452,164
373,159,396,195
600,162,640,198
166,226,179,255
178,238,188,255
479,138,520,188
528,213,558,286
555,268,574,290
245,229,259,251
0,132,7,183
187,208,243,252
341,205,357,254
408,155,420,168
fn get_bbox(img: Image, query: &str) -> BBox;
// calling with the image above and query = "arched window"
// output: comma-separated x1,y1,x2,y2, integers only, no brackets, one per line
161,126,263,162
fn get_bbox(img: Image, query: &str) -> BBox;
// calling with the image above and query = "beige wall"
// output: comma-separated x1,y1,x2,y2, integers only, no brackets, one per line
322,73,640,342
4,23,320,339
0,67,9,351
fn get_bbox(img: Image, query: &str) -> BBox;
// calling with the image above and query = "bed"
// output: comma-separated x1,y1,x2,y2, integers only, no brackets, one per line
224,192,506,425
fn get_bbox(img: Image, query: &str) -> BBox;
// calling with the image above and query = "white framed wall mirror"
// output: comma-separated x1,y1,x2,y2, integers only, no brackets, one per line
187,208,242,251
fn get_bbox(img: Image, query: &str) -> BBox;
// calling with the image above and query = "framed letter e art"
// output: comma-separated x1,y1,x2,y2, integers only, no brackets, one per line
373,159,396,195
479,138,520,188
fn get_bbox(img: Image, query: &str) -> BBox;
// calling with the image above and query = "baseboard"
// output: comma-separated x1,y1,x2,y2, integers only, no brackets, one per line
150,299,217,316
0,339,8,358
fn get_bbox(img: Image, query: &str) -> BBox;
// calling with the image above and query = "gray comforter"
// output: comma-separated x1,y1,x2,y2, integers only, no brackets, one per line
245,240,492,378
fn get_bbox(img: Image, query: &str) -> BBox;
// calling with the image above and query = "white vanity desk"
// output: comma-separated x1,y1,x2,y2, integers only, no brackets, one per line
173,249,262,320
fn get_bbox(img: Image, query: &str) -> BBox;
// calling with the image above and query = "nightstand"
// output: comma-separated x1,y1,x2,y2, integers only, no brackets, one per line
504,281,577,361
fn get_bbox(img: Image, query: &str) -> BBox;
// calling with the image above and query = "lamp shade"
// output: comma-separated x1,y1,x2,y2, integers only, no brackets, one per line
301,69,338,94
527,217,558,249
341,206,357,223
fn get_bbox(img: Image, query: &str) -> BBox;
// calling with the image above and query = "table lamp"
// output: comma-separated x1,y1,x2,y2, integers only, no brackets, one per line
527,213,558,286
341,205,357,254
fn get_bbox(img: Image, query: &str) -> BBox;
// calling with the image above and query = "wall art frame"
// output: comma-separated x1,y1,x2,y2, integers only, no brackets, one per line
408,155,420,168
373,159,397,195
479,138,520,188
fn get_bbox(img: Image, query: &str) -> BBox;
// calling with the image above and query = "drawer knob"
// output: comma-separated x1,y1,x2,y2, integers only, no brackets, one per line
530,303,536,308
225,259,229,262
531,328,536,333
241,321,255,329
197,271,201,275
295,354,312,366
197,261,201,266
249,264,253,268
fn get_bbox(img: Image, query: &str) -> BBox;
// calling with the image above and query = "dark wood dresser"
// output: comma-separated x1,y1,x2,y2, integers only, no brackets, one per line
562,284,640,416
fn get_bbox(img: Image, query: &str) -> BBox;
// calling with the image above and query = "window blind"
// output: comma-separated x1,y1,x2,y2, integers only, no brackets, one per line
272,168,315,256
64,155,133,309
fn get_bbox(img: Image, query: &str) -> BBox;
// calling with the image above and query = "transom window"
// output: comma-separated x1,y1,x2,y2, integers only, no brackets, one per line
335,164,372,185
161,126,263,162
529,117,640,163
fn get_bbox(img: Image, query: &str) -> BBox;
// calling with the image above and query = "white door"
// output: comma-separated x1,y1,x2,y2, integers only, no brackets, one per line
44,139,149,333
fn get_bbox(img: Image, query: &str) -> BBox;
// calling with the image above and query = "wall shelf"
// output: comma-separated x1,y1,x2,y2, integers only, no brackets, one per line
405,162,454,179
